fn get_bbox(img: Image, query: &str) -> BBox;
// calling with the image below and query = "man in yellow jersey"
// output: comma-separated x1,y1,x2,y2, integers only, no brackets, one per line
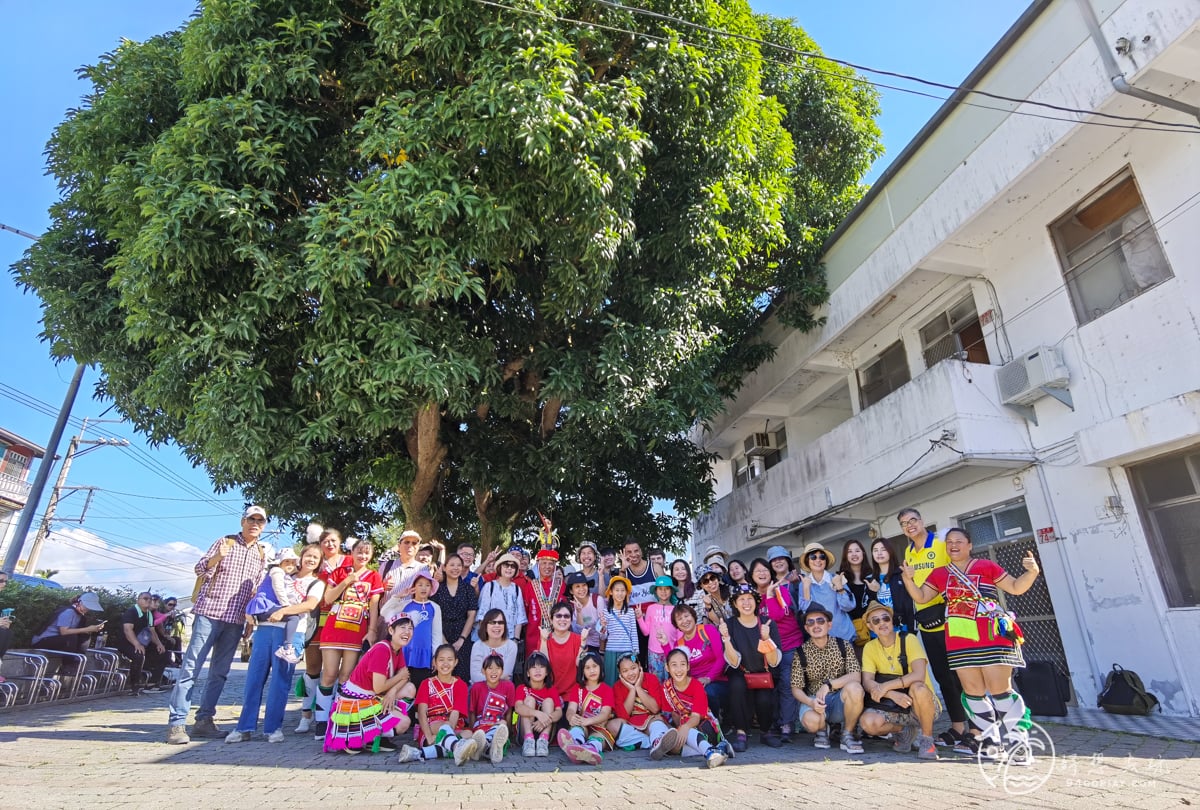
898,508,970,752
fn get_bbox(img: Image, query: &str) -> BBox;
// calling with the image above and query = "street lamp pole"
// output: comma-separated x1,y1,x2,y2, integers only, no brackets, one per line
0,221,86,574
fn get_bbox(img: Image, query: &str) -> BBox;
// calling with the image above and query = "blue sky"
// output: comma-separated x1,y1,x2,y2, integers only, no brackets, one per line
0,0,1028,594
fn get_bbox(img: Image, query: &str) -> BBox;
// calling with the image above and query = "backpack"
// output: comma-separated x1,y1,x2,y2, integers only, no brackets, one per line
1097,664,1160,716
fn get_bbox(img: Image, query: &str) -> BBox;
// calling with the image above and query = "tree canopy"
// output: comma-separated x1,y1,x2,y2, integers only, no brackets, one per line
16,0,880,554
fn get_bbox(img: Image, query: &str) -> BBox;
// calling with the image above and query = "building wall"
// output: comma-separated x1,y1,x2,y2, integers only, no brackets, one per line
692,0,1200,714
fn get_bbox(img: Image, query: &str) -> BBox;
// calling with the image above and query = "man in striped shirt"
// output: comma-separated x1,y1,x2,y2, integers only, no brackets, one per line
166,506,269,745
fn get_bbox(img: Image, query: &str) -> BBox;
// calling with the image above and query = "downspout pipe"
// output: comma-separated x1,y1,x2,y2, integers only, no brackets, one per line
1075,0,1200,123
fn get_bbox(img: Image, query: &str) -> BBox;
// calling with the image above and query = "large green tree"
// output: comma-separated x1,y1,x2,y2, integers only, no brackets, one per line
16,0,879,553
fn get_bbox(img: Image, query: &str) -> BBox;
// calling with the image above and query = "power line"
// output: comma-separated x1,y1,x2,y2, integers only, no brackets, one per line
89,487,242,503
468,0,1200,136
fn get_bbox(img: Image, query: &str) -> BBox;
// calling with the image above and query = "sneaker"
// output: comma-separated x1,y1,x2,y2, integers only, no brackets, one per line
732,731,748,753
377,736,398,751
761,733,783,748
779,725,792,744
397,744,423,764
705,747,727,768
1006,741,1033,766
267,729,285,744
916,734,939,760
192,717,222,738
840,735,864,755
813,729,830,749
892,724,920,754
166,725,190,745
490,724,509,764
536,736,550,757
295,716,312,734
716,739,735,760
453,737,478,766
954,732,980,755
224,730,251,744
143,684,166,694
274,645,302,665
313,721,327,741
649,728,678,760
936,729,958,747
565,743,602,765
471,730,487,760
557,729,574,751
979,740,1007,762
522,737,536,757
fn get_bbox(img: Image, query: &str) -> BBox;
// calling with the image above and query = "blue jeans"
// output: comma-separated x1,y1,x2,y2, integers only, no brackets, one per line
776,647,800,730
236,624,296,734
167,615,244,726
704,679,730,726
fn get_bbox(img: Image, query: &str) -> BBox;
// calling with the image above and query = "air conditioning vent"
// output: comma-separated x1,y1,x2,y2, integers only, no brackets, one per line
743,432,776,456
997,346,1071,406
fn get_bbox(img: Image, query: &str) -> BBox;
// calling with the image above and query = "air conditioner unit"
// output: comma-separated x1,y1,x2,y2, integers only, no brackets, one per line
743,432,777,456
997,346,1072,411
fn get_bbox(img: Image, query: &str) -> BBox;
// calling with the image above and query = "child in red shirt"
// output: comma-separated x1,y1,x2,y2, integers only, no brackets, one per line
513,651,562,757
661,648,732,767
398,644,477,765
468,653,515,764
613,652,679,759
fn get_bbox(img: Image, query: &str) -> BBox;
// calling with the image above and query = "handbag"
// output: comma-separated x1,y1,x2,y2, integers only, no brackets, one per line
742,668,774,690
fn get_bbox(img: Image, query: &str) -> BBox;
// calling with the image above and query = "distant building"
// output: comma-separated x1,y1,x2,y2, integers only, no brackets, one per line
0,427,47,561
692,0,1200,716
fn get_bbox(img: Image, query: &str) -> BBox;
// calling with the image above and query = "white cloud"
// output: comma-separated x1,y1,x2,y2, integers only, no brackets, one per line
35,525,205,598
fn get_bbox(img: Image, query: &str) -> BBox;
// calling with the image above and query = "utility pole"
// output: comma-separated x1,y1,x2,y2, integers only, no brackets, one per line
21,418,129,574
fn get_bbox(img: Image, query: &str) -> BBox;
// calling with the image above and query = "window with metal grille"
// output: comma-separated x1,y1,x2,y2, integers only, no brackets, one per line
959,501,1031,549
1050,169,1173,325
1130,448,1200,608
858,341,910,409
919,295,989,368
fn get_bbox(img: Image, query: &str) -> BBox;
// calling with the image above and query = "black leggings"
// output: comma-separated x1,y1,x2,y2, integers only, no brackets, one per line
920,627,966,723
114,638,169,689
726,669,778,733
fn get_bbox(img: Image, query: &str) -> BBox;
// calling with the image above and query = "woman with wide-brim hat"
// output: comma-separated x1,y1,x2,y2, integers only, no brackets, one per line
797,542,857,643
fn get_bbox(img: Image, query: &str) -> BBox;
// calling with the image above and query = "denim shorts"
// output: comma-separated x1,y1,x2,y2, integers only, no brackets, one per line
797,690,845,724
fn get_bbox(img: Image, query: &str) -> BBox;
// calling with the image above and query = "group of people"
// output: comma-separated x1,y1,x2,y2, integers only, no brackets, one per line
0,572,185,692
162,504,1043,768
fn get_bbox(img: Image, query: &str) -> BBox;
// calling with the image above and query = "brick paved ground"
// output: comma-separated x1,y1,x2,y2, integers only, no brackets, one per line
1,663,1196,810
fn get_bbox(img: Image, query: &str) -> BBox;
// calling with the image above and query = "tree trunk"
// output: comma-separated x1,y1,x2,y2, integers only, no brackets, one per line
397,402,446,542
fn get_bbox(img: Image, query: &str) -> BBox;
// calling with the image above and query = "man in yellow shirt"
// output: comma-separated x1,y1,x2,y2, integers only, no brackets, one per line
860,601,940,760
898,507,969,752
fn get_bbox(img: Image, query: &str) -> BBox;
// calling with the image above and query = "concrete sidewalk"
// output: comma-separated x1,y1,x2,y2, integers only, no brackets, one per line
0,663,1195,809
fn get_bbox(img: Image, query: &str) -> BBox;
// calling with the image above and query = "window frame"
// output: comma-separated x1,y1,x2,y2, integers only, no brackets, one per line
858,340,911,409
1049,168,1173,326
1129,447,1200,608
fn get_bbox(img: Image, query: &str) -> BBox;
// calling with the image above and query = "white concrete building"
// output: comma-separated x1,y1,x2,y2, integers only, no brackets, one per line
691,0,1200,716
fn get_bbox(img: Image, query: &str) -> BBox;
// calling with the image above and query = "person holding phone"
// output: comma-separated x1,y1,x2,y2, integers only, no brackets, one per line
31,591,106,676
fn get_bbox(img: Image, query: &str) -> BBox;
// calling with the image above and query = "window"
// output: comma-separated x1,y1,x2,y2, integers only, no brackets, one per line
858,341,910,408
0,447,31,480
1130,448,1200,607
958,501,1032,550
1050,170,1172,325
732,426,788,488
919,296,989,368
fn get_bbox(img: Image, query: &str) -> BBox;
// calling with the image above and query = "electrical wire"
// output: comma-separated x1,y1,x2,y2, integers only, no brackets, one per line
585,0,1200,132
468,0,1200,135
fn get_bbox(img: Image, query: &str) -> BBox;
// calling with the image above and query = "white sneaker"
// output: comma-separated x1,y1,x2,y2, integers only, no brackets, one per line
224,730,251,744
397,744,423,764
470,730,487,760
649,728,679,760
523,737,536,757
294,716,312,734
490,724,509,764
453,737,478,766
267,729,285,744
535,736,549,757
705,747,727,768
274,645,302,664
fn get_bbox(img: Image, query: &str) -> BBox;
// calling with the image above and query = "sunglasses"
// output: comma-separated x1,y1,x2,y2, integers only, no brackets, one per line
245,516,267,524
487,620,506,625
553,613,572,620
868,615,892,626
804,617,829,626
